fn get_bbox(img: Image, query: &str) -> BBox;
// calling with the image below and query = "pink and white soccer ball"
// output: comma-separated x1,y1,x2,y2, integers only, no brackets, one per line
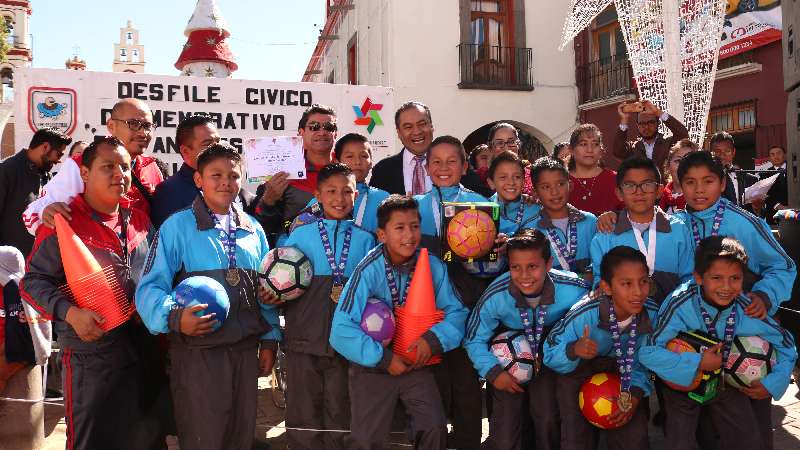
258,247,313,301
360,298,395,347
725,335,777,388
490,330,536,384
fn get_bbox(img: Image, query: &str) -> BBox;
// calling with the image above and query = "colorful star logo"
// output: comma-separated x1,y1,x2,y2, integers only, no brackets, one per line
353,97,383,134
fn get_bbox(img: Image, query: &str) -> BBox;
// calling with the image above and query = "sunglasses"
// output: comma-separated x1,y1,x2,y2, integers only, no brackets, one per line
306,121,337,132
111,118,157,133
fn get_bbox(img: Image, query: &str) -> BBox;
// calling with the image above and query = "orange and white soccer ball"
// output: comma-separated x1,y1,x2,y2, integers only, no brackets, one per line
446,209,497,259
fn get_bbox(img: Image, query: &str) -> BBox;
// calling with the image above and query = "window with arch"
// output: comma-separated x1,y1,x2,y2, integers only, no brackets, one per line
126,31,133,44
1,67,13,104
3,16,13,46
120,48,127,61
132,49,140,63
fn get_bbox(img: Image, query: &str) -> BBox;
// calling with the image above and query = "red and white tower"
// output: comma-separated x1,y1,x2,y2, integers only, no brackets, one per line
175,0,237,78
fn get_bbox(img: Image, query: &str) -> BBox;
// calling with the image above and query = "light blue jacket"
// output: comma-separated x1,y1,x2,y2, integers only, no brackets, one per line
463,270,589,381
544,295,660,397
136,196,281,347
590,208,694,303
528,205,597,275
639,281,797,400
489,193,541,236
414,184,489,240
304,182,390,234
330,245,469,370
675,198,797,315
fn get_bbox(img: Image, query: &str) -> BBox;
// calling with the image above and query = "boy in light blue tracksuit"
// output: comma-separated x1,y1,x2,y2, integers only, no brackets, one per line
674,150,796,317
590,158,694,304
281,164,377,450
529,157,597,279
464,230,589,450
329,195,468,450
135,145,281,450
413,136,490,450
544,246,659,450
639,236,797,450
297,133,390,235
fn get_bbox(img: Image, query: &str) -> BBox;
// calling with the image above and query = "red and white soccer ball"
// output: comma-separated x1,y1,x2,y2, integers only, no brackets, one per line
725,335,777,388
490,330,536,384
578,371,629,430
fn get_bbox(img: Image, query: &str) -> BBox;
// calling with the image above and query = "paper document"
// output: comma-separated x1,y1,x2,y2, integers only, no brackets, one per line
744,173,779,204
244,136,307,182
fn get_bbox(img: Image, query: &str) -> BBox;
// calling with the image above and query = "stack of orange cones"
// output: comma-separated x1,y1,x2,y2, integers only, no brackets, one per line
54,214,132,331
392,248,444,365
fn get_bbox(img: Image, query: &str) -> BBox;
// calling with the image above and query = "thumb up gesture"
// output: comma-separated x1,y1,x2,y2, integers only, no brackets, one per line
574,325,598,360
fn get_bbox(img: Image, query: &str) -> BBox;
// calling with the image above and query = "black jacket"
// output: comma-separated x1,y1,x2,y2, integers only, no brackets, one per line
0,150,52,256
370,148,493,197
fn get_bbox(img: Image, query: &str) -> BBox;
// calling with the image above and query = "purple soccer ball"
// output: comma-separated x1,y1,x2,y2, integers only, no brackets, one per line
360,298,395,347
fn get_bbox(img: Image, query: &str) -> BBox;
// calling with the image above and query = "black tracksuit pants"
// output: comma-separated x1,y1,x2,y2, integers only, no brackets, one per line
285,351,350,450
61,346,142,450
555,357,649,450
433,347,483,450
348,364,447,450
489,366,560,450
169,340,259,450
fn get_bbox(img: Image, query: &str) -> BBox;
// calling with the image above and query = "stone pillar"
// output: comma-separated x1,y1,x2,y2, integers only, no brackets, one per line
0,365,45,450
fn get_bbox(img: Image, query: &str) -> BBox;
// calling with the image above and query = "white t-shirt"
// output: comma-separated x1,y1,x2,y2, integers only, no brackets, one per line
551,217,570,237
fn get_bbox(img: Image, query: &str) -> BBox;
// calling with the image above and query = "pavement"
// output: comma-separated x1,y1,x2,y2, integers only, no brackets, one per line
34,373,800,449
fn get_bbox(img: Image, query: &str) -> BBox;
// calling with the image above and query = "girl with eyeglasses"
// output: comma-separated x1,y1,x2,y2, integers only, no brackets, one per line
659,138,698,214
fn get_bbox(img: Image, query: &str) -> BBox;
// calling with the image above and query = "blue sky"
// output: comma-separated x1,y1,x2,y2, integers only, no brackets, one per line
29,0,324,81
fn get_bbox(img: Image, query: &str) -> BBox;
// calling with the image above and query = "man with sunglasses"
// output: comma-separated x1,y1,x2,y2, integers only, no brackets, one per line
612,99,688,169
254,104,338,243
23,98,164,235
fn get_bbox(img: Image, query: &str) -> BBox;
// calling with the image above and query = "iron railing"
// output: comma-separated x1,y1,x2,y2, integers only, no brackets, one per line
458,43,533,91
576,55,634,104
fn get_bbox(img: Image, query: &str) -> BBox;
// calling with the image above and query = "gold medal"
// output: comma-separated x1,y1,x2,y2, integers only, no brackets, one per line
226,268,240,287
330,285,344,303
618,391,633,413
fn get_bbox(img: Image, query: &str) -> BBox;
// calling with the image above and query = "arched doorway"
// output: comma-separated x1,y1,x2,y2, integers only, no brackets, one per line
463,120,550,163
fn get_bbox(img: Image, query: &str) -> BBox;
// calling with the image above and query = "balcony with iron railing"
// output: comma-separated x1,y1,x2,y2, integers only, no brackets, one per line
458,43,533,91
576,55,634,105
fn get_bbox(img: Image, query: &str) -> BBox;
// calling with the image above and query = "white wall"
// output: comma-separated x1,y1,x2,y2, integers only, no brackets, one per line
311,0,578,151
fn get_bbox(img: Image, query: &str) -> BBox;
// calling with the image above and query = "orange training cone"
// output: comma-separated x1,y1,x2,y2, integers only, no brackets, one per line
402,248,437,316
54,214,101,284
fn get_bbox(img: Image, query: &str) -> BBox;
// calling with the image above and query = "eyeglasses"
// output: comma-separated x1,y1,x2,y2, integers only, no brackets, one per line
638,120,658,126
620,181,659,194
306,121,337,132
111,118,157,133
491,139,520,149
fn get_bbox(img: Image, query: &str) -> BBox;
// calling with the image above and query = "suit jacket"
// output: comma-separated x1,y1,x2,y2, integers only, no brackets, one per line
722,166,758,208
612,115,689,169
763,167,788,224
370,148,493,197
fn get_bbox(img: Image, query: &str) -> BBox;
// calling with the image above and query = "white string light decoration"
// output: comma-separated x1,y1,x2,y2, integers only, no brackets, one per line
561,0,727,147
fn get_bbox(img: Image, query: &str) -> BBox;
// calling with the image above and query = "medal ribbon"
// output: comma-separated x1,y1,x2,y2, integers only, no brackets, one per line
432,187,461,236
629,212,657,276
608,301,639,393
690,201,726,247
384,255,414,308
547,219,577,271
354,191,369,226
318,219,352,287
699,303,737,363
503,199,527,235
207,204,237,271
518,305,548,373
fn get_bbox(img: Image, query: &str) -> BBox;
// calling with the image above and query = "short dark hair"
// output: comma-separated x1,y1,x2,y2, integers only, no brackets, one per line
298,104,336,130
506,228,551,261
394,101,432,128
377,194,421,229
600,245,649,284
176,115,215,147
569,123,603,150
317,163,355,187
487,122,518,143
428,135,466,164
334,133,371,160
81,136,125,169
677,150,725,183
468,144,491,170
29,128,72,151
68,140,87,156
709,131,735,148
768,145,786,154
553,141,570,157
488,150,525,180
694,236,748,275
530,156,568,185
196,142,242,173
616,157,662,186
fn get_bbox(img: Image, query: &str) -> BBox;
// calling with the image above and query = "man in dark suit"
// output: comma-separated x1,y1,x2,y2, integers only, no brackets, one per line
710,131,757,208
370,101,492,197
762,145,788,224
613,99,689,169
